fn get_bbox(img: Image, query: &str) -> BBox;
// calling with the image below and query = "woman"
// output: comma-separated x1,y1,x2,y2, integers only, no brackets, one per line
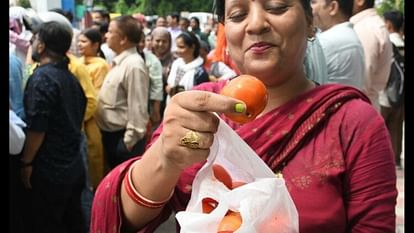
190,16,209,43
78,27,109,189
165,31,209,102
78,27,110,91
91,0,397,232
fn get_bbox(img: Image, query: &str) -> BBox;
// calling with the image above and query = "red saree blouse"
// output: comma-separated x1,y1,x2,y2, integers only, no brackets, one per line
91,83,397,233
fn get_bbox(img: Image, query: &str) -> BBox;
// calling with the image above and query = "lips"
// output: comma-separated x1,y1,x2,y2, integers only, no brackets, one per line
248,42,275,53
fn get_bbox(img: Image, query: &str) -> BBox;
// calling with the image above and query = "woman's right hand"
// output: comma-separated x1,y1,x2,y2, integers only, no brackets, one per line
155,90,246,172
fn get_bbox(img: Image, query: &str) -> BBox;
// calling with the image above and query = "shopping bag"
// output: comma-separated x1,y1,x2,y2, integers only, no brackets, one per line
175,119,299,233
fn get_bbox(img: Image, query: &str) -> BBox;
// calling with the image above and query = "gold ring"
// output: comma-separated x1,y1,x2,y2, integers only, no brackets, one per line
180,130,201,149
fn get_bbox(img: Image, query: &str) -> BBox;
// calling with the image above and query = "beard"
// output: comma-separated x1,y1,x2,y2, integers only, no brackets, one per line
31,50,42,63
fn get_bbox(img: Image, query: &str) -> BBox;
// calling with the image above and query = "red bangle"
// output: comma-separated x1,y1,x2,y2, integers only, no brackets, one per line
123,160,174,209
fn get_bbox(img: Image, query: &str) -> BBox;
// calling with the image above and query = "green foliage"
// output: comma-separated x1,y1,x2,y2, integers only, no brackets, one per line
18,0,31,8
376,0,404,16
92,0,214,15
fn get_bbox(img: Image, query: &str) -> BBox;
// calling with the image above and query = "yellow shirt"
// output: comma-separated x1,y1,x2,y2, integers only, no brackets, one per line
79,56,110,92
67,54,98,122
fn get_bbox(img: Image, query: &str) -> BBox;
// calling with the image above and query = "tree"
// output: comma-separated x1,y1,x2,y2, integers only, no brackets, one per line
92,0,215,15
377,0,404,15
18,0,31,8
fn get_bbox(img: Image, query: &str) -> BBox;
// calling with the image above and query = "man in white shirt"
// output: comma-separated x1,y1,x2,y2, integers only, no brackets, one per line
350,0,393,111
311,0,365,89
96,16,150,169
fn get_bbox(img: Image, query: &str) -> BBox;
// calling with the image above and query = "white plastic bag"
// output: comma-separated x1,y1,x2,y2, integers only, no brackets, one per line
176,119,299,233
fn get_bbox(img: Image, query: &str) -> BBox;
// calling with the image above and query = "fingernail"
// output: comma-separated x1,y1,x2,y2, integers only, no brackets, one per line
234,103,246,113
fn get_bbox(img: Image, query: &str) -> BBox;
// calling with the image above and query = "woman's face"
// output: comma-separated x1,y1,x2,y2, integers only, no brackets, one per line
175,37,195,63
224,0,311,85
145,35,152,50
190,19,199,30
78,34,98,57
152,34,170,56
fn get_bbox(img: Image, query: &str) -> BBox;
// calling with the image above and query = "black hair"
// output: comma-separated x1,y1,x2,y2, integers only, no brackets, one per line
331,0,353,18
365,0,375,8
199,40,211,53
65,11,74,23
383,10,404,32
114,15,143,44
37,21,72,56
81,28,106,59
92,9,110,22
92,21,109,34
190,17,200,28
177,31,201,58
171,12,180,22
214,0,313,24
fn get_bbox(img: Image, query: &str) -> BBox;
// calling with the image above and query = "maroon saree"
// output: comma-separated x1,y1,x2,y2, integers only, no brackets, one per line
91,83,397,233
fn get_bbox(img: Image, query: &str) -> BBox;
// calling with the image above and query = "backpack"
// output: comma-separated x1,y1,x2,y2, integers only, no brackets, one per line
385,43,404,107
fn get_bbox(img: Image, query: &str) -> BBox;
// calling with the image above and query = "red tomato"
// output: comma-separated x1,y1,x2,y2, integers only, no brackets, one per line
217,211,242,232
212,164,233,189
202,197,219,214
220,75,268,124
231,181,247,189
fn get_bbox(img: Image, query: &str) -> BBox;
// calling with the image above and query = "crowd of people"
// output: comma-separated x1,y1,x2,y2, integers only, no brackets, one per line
9,0,403,232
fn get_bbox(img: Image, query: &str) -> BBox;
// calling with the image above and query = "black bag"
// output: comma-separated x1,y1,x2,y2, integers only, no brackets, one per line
385,44,404,107
193,66,209,85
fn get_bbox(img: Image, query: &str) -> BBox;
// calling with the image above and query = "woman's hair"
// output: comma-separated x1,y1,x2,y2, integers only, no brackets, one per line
334,0,354,18
214,0,313,24
365,0,375,8
176,31,201,59
81,27,106,59
190,17,201,30
113,15,142,44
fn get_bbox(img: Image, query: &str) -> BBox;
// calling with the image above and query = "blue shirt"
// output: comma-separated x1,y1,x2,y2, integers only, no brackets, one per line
316,22,365,89
24,59,87,184
9,53,25,119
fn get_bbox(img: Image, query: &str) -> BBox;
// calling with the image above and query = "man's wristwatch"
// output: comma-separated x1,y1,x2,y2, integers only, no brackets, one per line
20,159,33,168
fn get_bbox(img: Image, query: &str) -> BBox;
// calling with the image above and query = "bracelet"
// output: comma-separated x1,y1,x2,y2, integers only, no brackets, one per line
123,160,174,209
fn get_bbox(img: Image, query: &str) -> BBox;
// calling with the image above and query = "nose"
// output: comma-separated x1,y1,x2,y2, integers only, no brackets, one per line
246,5,270,35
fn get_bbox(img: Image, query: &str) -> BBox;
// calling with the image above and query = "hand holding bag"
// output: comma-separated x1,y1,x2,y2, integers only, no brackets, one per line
176,119,299,233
